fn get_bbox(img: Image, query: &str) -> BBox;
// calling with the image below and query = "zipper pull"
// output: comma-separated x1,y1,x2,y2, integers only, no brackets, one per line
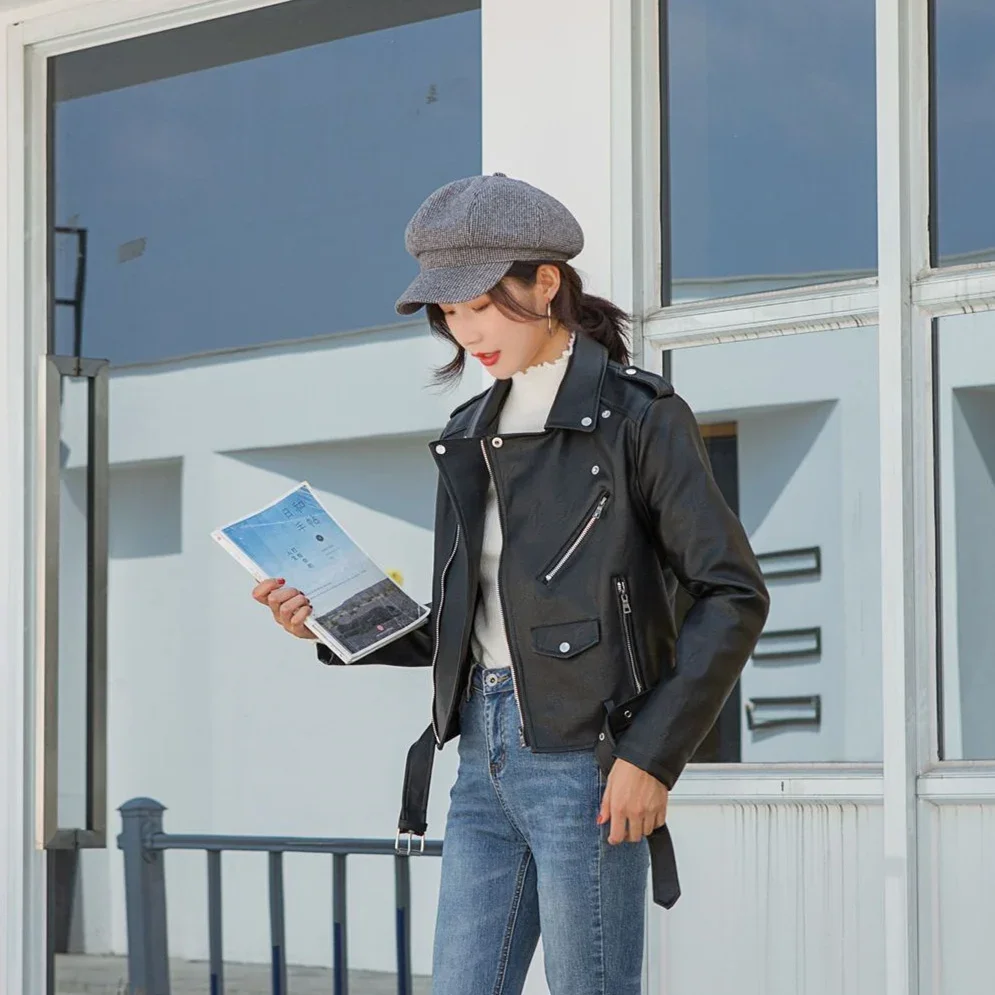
616,578,632,613
593,495,608,519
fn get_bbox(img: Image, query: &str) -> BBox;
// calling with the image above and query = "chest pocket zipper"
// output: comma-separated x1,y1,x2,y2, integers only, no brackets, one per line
541,492,610,585
614,576,645,694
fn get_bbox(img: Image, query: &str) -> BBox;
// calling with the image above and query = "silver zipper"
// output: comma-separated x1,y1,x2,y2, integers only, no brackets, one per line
480,438,528,744
543,493,609,584
429,524,460,744
615,577,644,694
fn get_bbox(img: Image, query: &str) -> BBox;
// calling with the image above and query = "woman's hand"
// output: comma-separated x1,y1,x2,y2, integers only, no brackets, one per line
597,758,669,844
252,578,317,640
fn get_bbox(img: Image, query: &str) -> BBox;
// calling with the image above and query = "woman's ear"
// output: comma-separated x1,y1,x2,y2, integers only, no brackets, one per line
536,263,562,303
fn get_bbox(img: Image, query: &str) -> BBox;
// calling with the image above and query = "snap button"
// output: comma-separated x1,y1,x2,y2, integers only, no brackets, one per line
601,409,611,419
435,444,446,455
598,732,605,741
581,416,593,427
625,367,637,375
624,710,632,719
591,465,600,475
559,641,571,654
491,437,503,448
486,674,498,685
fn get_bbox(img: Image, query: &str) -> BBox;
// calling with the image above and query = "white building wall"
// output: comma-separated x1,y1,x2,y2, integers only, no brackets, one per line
60,328,471,973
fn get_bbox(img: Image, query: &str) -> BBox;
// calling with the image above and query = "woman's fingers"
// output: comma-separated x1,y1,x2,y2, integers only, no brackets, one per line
289,603,312,627
267,586,302,618
277,593,309,624
252,577,285,604
252,578,315,640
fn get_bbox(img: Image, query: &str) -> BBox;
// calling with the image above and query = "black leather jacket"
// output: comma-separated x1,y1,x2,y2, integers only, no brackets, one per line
319,332,769,789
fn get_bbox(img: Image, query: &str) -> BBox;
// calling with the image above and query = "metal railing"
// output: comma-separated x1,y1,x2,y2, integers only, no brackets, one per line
118,798,442,995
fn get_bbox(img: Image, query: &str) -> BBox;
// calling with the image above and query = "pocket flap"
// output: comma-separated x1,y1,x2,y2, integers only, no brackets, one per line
531,619,601,659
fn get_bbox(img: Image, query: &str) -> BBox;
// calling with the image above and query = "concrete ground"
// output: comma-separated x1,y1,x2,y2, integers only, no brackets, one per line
55,953,432,995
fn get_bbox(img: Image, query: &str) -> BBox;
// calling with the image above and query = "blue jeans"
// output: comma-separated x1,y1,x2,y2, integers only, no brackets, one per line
432,665,648,994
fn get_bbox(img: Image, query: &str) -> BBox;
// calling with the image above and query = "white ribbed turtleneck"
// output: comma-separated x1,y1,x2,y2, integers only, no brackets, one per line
471,333,576,670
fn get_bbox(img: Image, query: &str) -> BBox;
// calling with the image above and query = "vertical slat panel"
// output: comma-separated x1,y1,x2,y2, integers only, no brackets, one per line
926,803,995,994
654,801,884,994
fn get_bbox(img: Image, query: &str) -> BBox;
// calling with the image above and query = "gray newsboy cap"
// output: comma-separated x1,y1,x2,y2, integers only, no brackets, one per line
395,172,584,315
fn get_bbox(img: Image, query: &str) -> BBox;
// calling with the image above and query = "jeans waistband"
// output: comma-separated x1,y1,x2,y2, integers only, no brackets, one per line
468,662,514,695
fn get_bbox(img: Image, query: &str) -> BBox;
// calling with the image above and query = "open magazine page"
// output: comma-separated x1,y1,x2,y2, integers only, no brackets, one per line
212,481,429,663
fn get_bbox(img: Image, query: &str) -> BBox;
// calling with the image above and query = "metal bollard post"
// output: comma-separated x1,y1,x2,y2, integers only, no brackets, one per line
207,851,224,995
332,853,349,995
394,856,413,995
118,798,171,995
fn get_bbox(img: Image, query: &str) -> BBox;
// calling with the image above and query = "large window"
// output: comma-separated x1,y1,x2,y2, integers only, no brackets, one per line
52,0,481,365
45,1,481,986
931,0,995,266
663,0,877,303
672,327,883,764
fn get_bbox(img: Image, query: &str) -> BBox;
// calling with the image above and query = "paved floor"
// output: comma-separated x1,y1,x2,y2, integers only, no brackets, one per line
55,953,432,995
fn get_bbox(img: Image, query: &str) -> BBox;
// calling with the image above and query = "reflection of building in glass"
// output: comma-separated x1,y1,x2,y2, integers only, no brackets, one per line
317,578,424,655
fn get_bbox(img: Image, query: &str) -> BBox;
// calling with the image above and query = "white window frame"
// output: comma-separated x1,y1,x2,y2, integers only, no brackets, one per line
615,1,995,992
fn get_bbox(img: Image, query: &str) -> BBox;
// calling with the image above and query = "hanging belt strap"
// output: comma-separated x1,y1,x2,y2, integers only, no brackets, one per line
395,714,681,910
395,723,437,855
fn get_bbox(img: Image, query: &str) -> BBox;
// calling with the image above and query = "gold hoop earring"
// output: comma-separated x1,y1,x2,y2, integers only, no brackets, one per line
546,301,552,334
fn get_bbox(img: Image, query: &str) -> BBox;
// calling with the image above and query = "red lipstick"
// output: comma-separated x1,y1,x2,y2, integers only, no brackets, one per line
474,351,501,367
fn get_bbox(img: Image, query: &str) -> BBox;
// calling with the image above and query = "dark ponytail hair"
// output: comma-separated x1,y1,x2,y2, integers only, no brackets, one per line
425,261,631,388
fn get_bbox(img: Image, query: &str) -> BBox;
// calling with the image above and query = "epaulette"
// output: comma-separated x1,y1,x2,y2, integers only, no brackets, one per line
448,387,488,419
609,362,675,399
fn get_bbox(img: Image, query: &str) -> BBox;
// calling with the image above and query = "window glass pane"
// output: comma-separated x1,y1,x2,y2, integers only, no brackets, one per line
932,1,995,266
52,0,481,365
935,312,995,759
665,0,877,304
672,327,882,763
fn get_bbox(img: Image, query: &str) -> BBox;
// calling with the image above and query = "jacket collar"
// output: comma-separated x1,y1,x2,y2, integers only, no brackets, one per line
465,332,609,438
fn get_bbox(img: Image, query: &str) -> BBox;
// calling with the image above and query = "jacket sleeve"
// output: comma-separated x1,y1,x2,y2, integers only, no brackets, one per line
612,393,770,788
315,619,433,668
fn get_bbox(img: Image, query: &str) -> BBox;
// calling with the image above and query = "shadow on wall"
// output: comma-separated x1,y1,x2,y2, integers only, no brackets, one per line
737,400,836,538
62,458,184,559
951,386,995,759
226,434,437,532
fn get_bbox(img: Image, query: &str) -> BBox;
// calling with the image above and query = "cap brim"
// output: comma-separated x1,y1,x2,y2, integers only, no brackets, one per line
395,260,515,316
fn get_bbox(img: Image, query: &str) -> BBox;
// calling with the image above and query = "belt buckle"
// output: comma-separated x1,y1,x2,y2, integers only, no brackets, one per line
395,829,426,856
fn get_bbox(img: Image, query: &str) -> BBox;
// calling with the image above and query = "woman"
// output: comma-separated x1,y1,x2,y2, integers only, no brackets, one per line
253,173,769,994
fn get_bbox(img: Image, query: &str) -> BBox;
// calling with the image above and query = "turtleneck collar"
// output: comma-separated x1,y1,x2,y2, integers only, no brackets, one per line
510,332,576,385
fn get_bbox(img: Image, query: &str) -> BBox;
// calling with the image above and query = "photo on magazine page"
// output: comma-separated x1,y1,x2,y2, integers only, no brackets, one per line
212,482,428,661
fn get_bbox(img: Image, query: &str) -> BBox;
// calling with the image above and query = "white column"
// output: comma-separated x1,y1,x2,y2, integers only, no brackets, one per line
481,0,619,306
875,0,929,992
480,2,633,991
0,14,30,995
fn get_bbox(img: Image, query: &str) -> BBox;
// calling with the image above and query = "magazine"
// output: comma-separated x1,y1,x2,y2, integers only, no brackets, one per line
212,481,430,663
